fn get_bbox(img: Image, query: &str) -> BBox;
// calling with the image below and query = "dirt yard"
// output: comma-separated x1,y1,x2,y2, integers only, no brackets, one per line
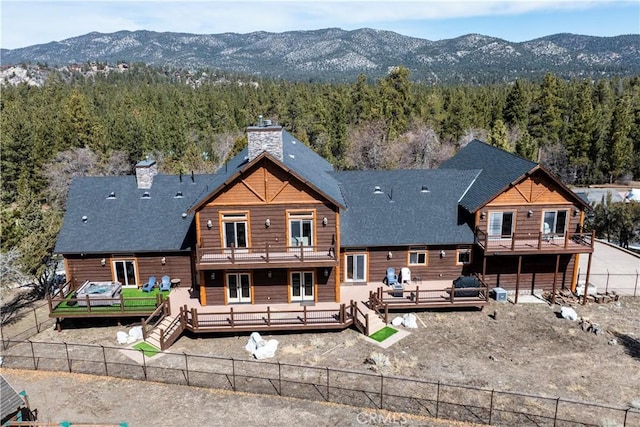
2,292,639,426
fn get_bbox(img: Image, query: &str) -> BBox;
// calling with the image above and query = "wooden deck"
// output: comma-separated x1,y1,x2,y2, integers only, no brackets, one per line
47,282,165,320
196,244,337,269
475,229,594,255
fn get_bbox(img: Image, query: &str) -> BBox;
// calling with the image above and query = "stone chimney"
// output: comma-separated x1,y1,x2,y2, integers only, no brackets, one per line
135,159,158,189
247,117,283,162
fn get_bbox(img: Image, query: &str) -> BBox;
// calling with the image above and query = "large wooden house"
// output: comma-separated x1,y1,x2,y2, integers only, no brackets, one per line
55,122,593,311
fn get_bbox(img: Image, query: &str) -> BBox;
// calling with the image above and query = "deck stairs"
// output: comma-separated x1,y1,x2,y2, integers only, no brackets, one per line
359,303,388,336
145,314,182,350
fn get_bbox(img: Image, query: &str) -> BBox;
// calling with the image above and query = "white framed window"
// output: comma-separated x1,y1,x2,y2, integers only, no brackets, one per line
288,211,314,247
113,259,137,286
456,248,472,265
222,213,248,249
488,211,514,237
227,273,251,303
408,248,427,265
542,210,567,236
291,271,314,302
345,253,366,282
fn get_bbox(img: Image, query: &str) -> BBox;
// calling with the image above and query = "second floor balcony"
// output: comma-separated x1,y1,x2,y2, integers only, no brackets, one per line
196,243,338,269
475,228,595,255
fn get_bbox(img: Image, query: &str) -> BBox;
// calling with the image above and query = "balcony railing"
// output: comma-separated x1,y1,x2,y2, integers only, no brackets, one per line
475,229,595,253
197,242,337,265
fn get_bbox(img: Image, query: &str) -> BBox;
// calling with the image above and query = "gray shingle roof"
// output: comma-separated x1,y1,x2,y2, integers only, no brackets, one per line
55,174,212,254
439,140,537,212
332,169,481,247
280,130,344,207
1,375,25,421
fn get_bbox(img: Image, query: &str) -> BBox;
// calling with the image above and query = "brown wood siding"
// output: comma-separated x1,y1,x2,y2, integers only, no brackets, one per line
252,270,289,304
199,203,338,252
136,254,193,288
64,253,193,290
483,254,575,293
342,246,471,285
203,270,225,305
476,204,579,236
489,173,573,206
316,267,336,302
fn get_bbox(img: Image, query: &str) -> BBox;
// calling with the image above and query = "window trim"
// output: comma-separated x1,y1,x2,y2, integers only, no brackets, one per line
407,247,428,266
220,211,250,249
456,248,472,265
541,209,568,236
488,211,516,237
345,253,367,282
112,258,139,287
287,210,315,248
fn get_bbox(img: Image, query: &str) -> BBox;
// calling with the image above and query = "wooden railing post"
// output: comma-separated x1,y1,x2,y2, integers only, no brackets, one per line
267,306,271,326
303,305,307,324
265,242,270,263
230,244,235,262
191,308,199,328
229,307,234,327
538,232,543,250
450,286,455,303
415,286,420,304
300,242,305,262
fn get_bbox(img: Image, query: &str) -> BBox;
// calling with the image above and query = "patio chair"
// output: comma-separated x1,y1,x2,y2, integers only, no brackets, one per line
141,276,156,292
385,267,398,286
160,275,171,292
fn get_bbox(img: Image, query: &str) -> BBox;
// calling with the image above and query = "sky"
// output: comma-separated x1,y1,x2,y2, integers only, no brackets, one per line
1,0,639,50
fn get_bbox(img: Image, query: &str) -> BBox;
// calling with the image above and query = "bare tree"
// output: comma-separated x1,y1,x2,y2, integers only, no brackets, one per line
0,247,33,291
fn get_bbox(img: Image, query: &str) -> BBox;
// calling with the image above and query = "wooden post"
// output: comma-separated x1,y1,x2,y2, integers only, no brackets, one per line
583,252,593,305
303,305,307,325
538,232,543,250
266,306,271,326
33,308,40,333
415,286,420,304
482,256,487,283
229,307,234,327
515,256,522,304
192,308,199,328
551,255,560,305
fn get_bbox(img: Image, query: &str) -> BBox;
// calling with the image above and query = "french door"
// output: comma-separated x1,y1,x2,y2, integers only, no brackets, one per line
113,260,137,286
227,273,251,303
291,271,314,302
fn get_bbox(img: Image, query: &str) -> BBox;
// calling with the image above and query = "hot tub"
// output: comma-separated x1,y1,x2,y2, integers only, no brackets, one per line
75,281,122,306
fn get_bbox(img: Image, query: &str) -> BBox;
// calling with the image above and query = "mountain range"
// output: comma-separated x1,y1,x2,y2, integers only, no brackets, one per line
2,28,639,83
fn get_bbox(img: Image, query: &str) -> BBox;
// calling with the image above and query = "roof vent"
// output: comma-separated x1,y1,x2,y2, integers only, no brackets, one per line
420,185,430,193
264,119,272,126
82,215,88,223
373,186,383,194
289,154,295,159
107,191,116,199
141,191,150,199
174,191,183,198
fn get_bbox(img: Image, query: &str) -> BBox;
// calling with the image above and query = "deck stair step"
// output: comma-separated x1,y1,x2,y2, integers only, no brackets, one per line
145,315,177,349
366,310,388,336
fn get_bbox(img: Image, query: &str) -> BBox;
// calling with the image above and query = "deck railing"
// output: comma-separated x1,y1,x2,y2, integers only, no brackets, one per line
197,243,337,265
47,290,164,318
475,228,594,252
176,303,351,334
369,283,489,310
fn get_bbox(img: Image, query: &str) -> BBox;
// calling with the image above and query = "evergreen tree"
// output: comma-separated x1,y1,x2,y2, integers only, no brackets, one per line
606,95,634,183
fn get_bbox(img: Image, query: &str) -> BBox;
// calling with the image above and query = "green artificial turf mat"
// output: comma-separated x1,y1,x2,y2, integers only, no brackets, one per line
369,326,398,342
132,341,160,357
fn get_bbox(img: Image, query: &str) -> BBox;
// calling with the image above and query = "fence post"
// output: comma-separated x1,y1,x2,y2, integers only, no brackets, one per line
606,270,610,294
436,381,440,418
489,389,494,425
231,357,236,391
184,352,190,386
278,362,282,396
0,325,5,350
64,342,72,373
624,407,630,426
326,367,330,402
29,340,37,370
141,350,147,380
102,345,108,376
379,374,384,409
635,271,639,297
553,397,560,427
33,308,40,333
